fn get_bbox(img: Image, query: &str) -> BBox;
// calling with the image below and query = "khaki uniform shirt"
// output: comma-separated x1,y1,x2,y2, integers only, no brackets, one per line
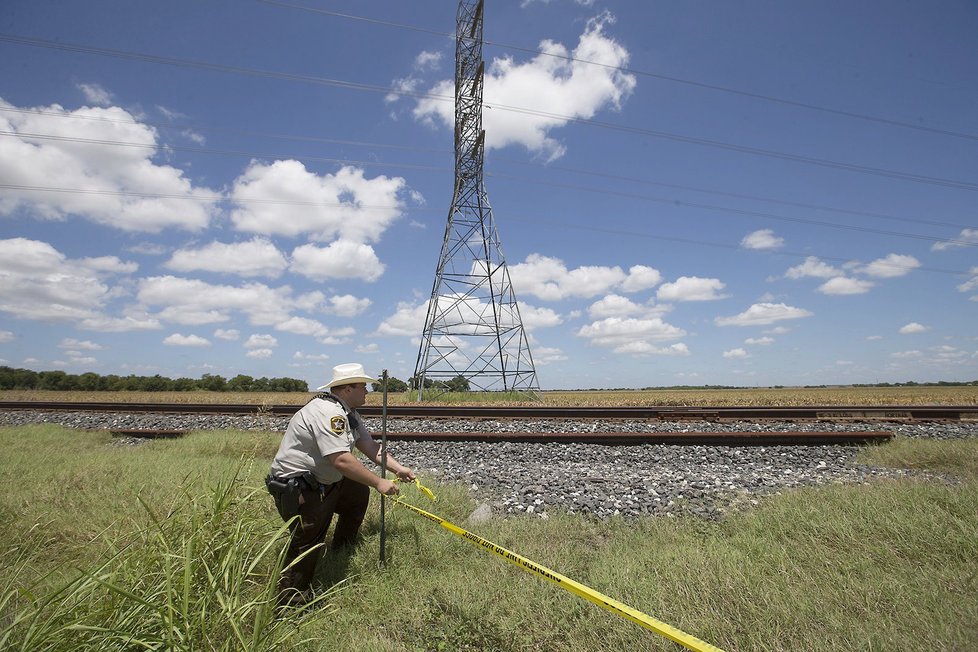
270,394,370,485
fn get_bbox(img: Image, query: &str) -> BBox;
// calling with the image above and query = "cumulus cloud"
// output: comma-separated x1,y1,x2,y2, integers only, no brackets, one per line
138,275,314,327
857,253,921,278
898,322,929,334
516,302,563,330
817,277,874,295
290,240,385,282
326,294,372,318
58,338,103,350
785,256,841,279
957,267,978,297
166,238,288,278
744,336,774,345
531,345,568,364
76,83,113,106
740,229,784,250
723,348,749,359
213,328,239,340
409,13,635,161
510,254,658,301
0,98,219,232
0,330,14,343
0,237,148,328
715,302,813,327
375,301,429,337
656,276,727,302
163,333,211,347
576,316,686,354
229,160,405,243
244,333,277,349
931,228,978,251
619,265,662,292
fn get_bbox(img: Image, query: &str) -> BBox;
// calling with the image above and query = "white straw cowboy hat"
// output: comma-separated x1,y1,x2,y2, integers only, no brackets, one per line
317,363,378,390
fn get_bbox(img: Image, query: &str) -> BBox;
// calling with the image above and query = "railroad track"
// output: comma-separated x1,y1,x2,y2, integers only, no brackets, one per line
103,427,894,446
1,401,975,422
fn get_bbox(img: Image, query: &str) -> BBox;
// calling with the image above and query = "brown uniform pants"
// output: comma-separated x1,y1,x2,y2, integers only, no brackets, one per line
276,477,369,593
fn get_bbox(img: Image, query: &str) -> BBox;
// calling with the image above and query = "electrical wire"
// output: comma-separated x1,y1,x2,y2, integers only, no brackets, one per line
258,0,978,142
3,104,974,232
2,33,976,192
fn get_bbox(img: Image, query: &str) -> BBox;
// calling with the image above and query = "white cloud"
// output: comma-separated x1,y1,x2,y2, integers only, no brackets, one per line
517,303,563,330
138,275,308,327
656,276,727,302
293,351,330,362
244,333,277,349
355,343,379,354
376,301,429,337
0,237,139,325
715,302,814,327
899,322,929,334
0,330,14,343
414,50,442,71
817,277,874,295
613,341,689,357
246,348,274,359
741,229,783,250
0,98,219,232
531,346,568,364
229,160,405,243
166,238,288,278
744,336,774,345
931,228,978,251
620,265,662,292
576,316,686,354
411,13,635,161
76,82,113,106
957,267,978,296
511,254,626,300
858,253,921,278
588,294,643,318
163,333,211,347
214,328,239,340
891,350,923,359
58,338,103,351
290,240,385,282
723,348,749,359
785,256,842,279
327,294,372,318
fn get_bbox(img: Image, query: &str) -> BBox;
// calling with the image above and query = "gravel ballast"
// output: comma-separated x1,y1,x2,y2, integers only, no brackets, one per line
4,409,975,519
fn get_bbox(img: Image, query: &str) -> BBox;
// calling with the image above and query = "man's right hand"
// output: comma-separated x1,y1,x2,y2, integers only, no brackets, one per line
375,478,399,496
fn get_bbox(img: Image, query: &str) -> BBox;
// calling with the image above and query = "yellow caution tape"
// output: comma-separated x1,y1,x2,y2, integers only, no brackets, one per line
390,480,725,652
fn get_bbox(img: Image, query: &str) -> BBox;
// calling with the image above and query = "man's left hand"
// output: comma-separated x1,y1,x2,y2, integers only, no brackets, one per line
396,467,416,482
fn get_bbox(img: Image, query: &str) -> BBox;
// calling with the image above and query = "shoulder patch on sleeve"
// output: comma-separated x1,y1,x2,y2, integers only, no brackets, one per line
329,415,348,434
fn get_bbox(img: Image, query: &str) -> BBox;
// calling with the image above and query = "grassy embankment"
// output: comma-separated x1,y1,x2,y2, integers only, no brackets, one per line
0,425,976,651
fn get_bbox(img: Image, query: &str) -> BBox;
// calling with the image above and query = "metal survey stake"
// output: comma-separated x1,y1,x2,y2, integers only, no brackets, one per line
379,369,389,566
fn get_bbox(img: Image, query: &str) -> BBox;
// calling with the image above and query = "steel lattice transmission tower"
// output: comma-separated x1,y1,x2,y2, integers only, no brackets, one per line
413,0,539,396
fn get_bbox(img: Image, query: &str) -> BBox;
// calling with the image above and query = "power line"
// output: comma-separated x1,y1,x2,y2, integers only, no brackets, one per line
3,105,974,232
504,214,970,278
486,173,978,248
4,183,968,277
259,0,978,142
2,33,976,192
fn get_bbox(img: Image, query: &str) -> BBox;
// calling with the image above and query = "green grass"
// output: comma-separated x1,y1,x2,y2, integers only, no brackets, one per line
1,426,976,651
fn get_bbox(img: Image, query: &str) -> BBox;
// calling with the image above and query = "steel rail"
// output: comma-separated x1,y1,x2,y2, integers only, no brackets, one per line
103,428,892,446
1,401,975,421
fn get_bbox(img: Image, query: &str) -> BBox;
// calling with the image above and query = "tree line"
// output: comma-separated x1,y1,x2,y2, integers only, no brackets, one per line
0,366,308,392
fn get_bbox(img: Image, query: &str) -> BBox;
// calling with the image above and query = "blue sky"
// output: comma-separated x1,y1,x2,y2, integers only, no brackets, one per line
1,0,976,390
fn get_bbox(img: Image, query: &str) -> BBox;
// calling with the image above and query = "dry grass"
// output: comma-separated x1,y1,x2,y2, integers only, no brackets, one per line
2,385,977,407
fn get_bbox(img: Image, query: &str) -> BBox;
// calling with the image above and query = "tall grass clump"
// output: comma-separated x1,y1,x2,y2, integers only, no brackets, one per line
0,470,331,652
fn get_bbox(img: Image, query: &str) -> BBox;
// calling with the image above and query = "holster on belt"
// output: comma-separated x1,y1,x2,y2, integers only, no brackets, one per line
265,474,301,519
